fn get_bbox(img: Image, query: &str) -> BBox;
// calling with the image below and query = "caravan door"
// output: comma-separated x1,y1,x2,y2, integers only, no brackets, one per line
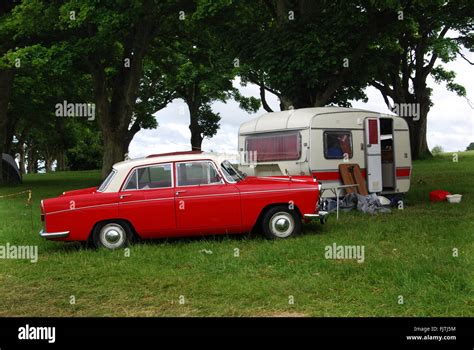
364,118,383,192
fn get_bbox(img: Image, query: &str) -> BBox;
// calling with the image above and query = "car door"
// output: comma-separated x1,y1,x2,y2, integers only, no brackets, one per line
174,160,241,235
118,163,176,238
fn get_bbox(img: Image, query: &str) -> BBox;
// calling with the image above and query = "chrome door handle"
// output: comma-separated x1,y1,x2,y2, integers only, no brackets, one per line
120,194,132,199
176,190,187,196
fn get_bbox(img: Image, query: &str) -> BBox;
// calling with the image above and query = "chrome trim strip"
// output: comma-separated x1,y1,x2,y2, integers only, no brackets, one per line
47,202,118,216
40,229,70,238
258,177,310,183
304,211,328,219
240,188,318,195
176,193,240,199
119,197,174,205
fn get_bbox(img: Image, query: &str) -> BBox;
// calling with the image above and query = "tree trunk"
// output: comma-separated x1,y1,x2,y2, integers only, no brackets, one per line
373,74,432,160
407,99,431,160
26,145,33,174
26,142,38,174
90,0,154,178
45,158,52,173
93,66,131,178
102,131,127,176
3,113,16,155
56,150,66,171
0,69,14,183
17,127,30,175
19,143,25,175
279,95,294,111
190,125,203,151
28,152,38,174
188,102,203,151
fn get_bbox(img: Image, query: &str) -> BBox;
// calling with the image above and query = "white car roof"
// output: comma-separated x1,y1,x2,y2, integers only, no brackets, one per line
103,152,232,193
113,152,223,171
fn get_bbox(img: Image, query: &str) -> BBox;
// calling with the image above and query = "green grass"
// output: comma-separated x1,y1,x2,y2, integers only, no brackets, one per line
0,153,473,316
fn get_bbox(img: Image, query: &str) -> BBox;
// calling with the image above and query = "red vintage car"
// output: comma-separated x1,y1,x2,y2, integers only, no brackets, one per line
40,152,327,249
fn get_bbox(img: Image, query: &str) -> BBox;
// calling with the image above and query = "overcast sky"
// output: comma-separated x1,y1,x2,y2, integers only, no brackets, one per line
129,49,473,158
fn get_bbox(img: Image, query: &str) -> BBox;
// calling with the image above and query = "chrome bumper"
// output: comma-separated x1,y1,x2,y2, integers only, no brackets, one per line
304,211,329,220
40,229,70,239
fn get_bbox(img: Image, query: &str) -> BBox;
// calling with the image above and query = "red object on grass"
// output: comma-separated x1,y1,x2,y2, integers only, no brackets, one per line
429,190,451,202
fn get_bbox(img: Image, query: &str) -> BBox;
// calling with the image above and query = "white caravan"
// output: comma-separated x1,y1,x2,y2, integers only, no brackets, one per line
238,107,412,197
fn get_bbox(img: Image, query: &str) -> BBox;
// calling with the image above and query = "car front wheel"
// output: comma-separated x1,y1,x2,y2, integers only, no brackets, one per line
262,206,301,239
92,221,132,250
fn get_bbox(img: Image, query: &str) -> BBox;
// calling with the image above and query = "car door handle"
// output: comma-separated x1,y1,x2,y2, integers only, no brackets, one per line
120,194,132,199
176,190,187,196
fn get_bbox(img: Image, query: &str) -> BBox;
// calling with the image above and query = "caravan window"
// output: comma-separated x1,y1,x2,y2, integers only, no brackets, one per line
324,131,353,159
245,131,301,162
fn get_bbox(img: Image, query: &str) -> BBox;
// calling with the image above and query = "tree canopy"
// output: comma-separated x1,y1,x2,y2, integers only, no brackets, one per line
0,0,472,183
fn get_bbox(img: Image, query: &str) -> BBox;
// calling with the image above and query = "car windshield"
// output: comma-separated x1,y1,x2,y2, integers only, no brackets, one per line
97,169,116,192
221,160,246,182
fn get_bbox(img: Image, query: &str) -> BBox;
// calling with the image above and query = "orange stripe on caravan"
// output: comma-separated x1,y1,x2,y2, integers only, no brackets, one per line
313,167,411,181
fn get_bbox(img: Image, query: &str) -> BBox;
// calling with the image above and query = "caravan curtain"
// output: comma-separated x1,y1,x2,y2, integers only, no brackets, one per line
246,131,301,161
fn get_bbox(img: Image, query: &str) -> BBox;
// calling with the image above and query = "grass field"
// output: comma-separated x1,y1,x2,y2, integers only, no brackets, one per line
0,153,473,316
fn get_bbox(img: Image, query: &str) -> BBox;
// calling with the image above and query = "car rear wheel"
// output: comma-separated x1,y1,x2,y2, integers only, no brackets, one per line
92,221,132,250
262,206,301,239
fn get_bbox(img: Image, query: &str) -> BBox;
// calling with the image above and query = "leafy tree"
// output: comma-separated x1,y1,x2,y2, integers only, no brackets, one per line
5,1,183,177
158,13,260,150
370,0,473,159
198,0,472,160
0,1,19,183
195,0,399,110
5,41,94,173
66,124,103,171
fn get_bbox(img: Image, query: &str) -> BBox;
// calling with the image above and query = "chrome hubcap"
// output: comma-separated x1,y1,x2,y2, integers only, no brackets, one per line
105,230,120,244
270,212,294,238
100,224,126,249
275,218,290,232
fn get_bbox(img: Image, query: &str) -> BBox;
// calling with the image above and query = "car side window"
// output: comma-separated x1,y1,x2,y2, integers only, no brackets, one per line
177,161,221,186
124,164,172,190
124,170,138,190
